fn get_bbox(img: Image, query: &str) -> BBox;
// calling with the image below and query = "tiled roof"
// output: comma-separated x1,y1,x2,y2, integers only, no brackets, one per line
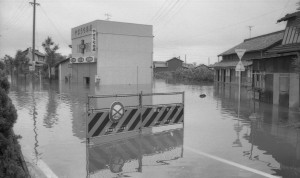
23,48,46,57
267,43,300,54
153,61,167,68
218,31,284,56
166,57,183,63
277,11,300,22
182,63,194,69
212,60,252,68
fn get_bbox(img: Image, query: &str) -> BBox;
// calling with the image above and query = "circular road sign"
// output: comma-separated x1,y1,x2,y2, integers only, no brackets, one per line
109,102,125,123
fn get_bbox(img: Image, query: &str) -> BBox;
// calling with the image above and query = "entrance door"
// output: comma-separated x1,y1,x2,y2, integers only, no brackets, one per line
84,77,90,85
279,74,289,107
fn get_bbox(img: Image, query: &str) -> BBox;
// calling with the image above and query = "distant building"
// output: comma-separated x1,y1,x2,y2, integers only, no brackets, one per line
213,30,284,87
195,64,211,70
182,63,195,69
153,57,183,72
213,11,300,108
66,20,153,85
55,58,71,80
22,47,46,68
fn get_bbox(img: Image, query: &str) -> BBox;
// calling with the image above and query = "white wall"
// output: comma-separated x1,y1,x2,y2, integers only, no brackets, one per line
71,20,153,85
97,34,153,85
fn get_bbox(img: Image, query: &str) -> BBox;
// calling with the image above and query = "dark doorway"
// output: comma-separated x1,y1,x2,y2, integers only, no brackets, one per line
84,77,90,85
279,74,289,107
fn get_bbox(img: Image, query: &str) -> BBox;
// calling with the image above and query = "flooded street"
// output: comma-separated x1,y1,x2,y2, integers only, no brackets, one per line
9,77,300,178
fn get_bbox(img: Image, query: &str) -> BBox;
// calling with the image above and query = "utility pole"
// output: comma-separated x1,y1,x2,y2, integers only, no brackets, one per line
30,0,40,72
208,57,210,65
185,54,186,64
248,26,253,38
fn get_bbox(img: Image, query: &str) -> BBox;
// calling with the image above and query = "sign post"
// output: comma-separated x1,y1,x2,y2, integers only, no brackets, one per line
235,49,246,120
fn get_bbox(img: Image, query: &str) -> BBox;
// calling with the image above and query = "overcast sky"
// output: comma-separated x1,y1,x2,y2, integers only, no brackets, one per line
0,0,298,65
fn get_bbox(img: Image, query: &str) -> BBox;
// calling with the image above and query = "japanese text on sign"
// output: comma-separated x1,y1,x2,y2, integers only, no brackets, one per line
92,29,96,52
73,24,93,38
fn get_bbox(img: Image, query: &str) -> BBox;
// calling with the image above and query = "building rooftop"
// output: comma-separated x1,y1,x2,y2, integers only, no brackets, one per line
212,60,252,68
166,57,183,62
218,30,284,56
267,43,300,54
23,48,46,57
277,11,300,22
153,61,167,68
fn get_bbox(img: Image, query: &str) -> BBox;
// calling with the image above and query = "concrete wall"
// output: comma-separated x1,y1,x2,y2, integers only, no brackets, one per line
289,73,300,108
97,33,153,85
59,61,72,81
71,63,97,84
71,20,153,85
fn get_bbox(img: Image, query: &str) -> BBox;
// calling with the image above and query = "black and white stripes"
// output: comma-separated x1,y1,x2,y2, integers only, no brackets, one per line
87,104,184,138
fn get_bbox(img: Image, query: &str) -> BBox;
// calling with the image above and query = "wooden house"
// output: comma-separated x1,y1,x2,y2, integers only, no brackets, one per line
213,30,284,87
252,11,300,108
153,57,183,72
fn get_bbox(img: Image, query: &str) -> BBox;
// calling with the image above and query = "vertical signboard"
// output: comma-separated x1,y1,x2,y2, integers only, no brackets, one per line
92,29,96,52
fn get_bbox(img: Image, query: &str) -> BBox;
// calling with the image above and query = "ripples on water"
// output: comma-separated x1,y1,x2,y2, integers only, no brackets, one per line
9,77,300,178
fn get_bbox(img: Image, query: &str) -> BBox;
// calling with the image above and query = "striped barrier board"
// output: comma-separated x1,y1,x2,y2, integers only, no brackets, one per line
87,104,184,138
88,128,183,175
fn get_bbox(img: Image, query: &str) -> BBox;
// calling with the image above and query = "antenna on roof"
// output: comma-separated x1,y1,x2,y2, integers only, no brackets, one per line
248,26,254,38
105,13,112,21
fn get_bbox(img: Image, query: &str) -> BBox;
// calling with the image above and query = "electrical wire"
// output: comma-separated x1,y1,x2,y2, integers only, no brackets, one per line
39,5,70,48
152,0,181,25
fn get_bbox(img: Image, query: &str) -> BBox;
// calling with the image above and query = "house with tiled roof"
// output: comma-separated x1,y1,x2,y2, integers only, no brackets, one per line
251,11,300,108
213,30,284,87
153,57,184,72
22,47,46,68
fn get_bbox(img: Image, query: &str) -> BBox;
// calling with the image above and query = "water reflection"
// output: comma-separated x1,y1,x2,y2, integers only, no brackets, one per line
87,127,183,177
214,83,300,177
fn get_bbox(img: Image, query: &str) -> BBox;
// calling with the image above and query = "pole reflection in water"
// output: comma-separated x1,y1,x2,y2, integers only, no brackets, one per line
87,127,183,178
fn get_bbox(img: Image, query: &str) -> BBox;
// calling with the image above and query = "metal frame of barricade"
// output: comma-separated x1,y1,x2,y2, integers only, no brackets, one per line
85,92,184,177
86,92,184,140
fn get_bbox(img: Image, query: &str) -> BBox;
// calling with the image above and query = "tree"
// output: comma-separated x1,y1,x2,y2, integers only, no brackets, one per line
42,37,59,79
3,55,14,75
0,67,25,177
14,50,29,75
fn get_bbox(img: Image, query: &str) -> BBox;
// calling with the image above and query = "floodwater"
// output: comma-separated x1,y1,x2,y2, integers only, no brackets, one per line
9,76,300,178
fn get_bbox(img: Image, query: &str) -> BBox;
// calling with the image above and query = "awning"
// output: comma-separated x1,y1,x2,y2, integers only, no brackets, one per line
267,43,300,54
212,60,252,68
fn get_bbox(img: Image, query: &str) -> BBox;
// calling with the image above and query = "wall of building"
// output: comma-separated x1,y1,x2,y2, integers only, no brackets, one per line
59,61,72,81
214,68,251,86
166,59,182,71
97,33,153,85
71,20,153,86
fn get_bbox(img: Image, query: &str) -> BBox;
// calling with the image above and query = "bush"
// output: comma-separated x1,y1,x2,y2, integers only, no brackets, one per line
0,61,4,71
173,66,214,82
0,68,25,177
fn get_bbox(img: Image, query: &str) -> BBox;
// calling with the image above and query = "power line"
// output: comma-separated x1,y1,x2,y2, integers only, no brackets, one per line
155,0,190,33
157,7,286,45
152,0,181,25
149,0,171,22
39,6,70,47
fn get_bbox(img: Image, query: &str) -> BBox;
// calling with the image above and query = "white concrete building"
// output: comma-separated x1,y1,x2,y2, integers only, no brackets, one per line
68,20,153,85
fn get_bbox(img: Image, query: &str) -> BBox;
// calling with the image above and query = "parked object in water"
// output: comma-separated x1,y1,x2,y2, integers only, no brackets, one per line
199,94,206,98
